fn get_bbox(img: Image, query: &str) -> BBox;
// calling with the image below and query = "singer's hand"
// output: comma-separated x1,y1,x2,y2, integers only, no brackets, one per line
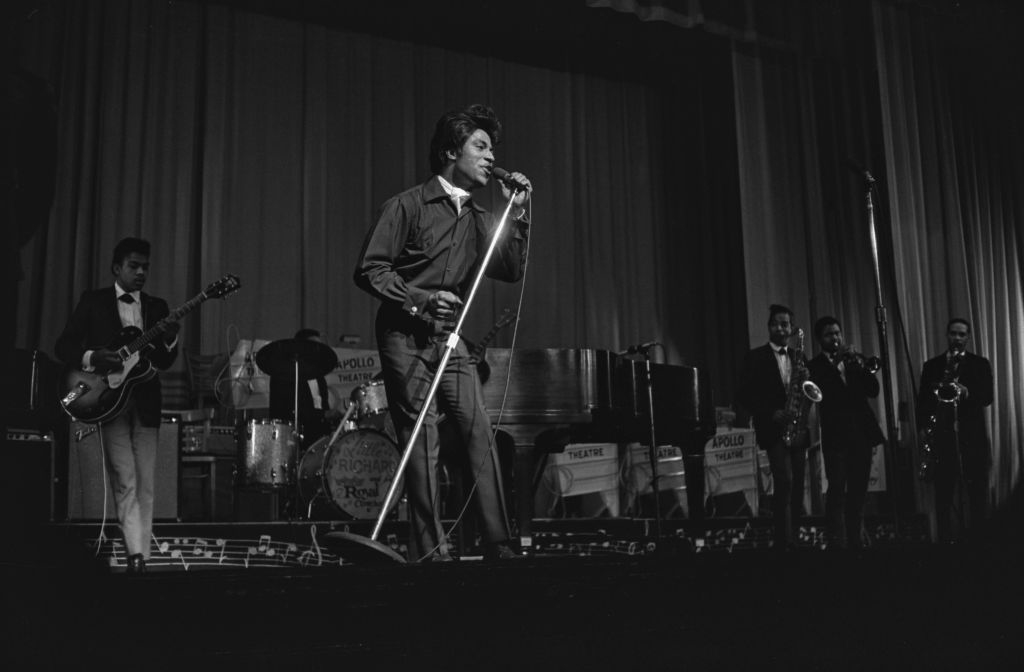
426,291,463,321
500,171,532,207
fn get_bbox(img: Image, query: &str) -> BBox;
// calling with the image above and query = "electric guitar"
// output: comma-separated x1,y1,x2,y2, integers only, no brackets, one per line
59,274,241,423
466,308,517,385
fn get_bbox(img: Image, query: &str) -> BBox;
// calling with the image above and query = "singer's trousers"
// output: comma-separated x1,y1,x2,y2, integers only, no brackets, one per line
378,326,509,561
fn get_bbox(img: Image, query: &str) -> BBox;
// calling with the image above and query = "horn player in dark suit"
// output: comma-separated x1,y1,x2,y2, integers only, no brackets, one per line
807,316,884,550
917,317,993,543
55,237,178,573
735,304,809,550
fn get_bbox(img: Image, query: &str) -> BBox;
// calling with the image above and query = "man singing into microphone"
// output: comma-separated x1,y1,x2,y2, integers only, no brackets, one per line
354,104,532,562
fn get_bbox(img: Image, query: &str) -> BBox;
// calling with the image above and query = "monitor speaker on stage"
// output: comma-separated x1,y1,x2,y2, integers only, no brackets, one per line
66,419,179,520
2,429,60,524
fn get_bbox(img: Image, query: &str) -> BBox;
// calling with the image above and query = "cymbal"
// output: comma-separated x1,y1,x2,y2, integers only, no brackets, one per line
255,338,338,379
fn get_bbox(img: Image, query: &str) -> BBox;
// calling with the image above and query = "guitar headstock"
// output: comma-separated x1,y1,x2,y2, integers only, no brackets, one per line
204,274,242,300
494,308,518,329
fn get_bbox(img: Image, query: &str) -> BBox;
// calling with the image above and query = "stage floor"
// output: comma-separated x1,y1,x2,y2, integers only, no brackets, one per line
4,519,1024,670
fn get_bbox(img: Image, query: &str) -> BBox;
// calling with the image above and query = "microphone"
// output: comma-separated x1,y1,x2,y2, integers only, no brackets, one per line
844,157,876,184
623,341,661,355
491,166,529,191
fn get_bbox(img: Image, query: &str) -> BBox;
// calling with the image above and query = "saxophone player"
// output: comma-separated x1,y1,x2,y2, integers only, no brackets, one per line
735,304,809,551
808,316,884,550
918,318,993,543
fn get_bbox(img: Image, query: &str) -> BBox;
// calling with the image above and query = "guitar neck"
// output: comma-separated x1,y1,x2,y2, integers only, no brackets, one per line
122,292,208,357
475,311,516,352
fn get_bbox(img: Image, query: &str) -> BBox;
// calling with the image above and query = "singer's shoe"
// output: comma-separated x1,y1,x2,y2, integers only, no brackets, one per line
127,554,147,574
483,541,521,562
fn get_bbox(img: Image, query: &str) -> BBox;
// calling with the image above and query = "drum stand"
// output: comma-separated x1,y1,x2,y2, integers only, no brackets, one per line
327,185,524,563
284,360,303,521
302,403,358,520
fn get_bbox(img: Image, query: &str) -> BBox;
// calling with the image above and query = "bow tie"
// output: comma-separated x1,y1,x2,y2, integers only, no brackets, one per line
118,293,136,304
776,348,788,357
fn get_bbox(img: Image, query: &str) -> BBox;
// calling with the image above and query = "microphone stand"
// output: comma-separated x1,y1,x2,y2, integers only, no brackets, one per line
330,184,523,563
862,171,901,528
641,346,663,544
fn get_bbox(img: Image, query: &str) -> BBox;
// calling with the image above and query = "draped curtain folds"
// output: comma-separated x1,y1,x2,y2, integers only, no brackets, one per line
732,0,1024,508
16,0,1022,509
873,1,1024,506
17,0,747,405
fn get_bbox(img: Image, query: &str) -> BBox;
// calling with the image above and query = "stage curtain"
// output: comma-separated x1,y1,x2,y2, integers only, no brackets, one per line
730,21,915,505
14,0,748,406
873,0,1024,508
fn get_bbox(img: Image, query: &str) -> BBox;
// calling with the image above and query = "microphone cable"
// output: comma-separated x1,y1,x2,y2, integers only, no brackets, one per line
418,190,535,561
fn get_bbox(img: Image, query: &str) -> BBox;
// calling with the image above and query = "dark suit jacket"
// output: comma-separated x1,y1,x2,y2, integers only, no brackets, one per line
735,344,796,449
808,353,884,451
918,351,992,459
55,287,177,427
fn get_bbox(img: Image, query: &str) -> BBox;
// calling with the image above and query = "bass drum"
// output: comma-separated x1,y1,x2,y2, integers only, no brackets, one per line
298,428,403,519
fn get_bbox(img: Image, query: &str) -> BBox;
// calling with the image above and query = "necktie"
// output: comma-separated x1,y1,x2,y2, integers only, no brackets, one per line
119,293,135,304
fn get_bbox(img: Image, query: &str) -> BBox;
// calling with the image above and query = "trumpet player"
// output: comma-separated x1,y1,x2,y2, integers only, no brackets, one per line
808,316,884,550
918,318,993,543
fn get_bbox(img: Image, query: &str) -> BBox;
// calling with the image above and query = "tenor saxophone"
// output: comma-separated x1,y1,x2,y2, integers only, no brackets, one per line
781,328,823,447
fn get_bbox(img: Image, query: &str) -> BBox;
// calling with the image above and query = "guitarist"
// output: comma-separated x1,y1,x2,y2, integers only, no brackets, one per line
55,237,179,573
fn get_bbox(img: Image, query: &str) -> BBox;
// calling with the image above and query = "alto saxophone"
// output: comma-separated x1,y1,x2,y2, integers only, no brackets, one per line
782,328,823,447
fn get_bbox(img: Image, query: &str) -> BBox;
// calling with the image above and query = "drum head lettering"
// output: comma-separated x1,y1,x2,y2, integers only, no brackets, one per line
323,430,402,519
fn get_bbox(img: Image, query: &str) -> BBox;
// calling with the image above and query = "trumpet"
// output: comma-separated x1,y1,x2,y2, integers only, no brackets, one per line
838,348,881,373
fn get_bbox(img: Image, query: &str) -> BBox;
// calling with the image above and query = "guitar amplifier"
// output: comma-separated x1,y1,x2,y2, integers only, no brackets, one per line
181,424,236,455
67,419,179,521
2,428,60,524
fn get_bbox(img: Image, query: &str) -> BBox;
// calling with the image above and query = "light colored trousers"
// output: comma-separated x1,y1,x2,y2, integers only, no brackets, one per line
100,404,157,558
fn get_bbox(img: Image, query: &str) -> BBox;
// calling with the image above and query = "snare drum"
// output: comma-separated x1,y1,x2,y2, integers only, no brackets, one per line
238,419,297,488
351,379,389,418
298,428,402,519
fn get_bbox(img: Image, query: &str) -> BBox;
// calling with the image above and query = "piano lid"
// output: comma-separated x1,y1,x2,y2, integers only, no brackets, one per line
482,348,615,424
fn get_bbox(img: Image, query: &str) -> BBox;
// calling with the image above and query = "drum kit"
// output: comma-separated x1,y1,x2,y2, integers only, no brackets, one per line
236,337,401,520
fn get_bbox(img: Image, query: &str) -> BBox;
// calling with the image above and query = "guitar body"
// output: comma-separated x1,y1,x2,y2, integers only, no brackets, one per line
57,274,241,424
60,327,157,423
468,347,491,385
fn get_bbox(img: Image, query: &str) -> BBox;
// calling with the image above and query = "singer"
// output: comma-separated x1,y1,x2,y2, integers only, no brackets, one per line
353,103,532,562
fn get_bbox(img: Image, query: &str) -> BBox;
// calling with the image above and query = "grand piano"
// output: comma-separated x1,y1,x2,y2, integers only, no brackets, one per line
480,348,715,535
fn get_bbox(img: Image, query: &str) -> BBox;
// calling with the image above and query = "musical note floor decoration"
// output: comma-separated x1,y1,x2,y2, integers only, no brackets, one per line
84,523,409,571
65,514,931,572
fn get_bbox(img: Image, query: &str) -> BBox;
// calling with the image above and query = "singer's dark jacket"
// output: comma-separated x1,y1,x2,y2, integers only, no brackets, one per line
353,175,529,335
55,287,177,427
918,351,993,460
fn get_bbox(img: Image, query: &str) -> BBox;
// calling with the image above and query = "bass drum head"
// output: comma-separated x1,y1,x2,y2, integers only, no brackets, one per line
297,436,330,504
320,429,403,520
